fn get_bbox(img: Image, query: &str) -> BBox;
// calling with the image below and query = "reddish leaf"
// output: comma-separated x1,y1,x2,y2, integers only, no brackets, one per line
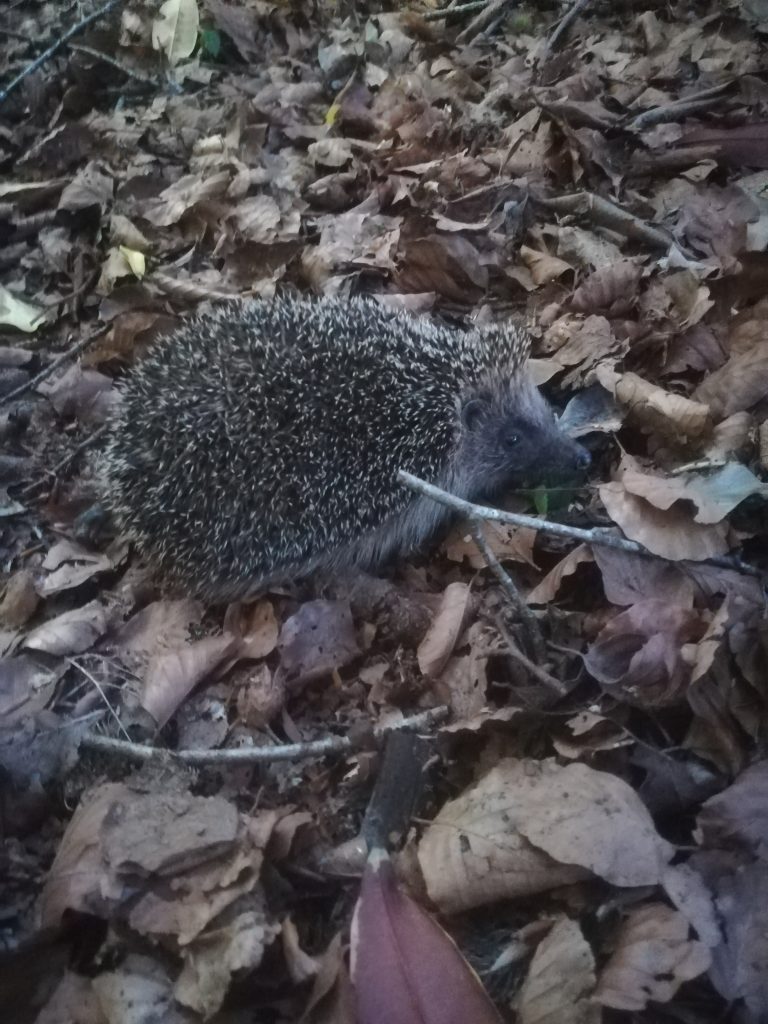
351,851,503,1024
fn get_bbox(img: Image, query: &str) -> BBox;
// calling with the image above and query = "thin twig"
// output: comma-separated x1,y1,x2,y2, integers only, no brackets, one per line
470,520,548,665
80,706,451,765
424,0,488,20
456,0,513,44
492,617,568,697
536,191,675,251
0,0,124,107
625,81,734,132
67,657,132,742
68,43,158,87
398,471,763,579
539,0,592,66
20,422,109,500
0,324,109,406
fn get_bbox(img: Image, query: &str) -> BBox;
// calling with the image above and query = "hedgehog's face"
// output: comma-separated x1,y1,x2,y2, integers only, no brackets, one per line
453,374,590,499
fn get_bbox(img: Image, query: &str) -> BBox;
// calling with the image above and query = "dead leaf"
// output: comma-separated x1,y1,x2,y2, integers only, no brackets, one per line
696,759,768,856
351,851,503,1024
418,759,673,913
278,600,360,689
570,259,642,316
24,601,108,656
597,364,712,440
599,480,730,561
595,903,710,1010
584,598,703,707
152,0,200,65
621,464,768,524
527,545,593,605
0,569,40,627
417,581,473,678
515,917,598,1024
141,635,238,728
0,285,46,333
37,540,114,596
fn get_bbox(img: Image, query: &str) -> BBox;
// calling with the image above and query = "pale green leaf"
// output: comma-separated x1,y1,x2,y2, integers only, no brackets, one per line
152,0,200,66
0,285,46,333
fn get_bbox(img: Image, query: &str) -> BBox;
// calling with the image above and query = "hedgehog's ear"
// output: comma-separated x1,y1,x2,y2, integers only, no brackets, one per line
461,391,491,431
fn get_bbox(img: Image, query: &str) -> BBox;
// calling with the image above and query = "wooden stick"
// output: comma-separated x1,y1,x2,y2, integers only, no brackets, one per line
80,706,450,765
398,471,762,579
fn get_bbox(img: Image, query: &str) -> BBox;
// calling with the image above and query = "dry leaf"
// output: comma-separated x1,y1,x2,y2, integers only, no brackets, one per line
417,581,473,678
621,464,768,524
24,601,108,656
141,635,238,727
597,364,712,440
527,545,593,605
595,903,710,1010
516,917,598,1024
0,284,46,333
351,851,503,1024
418,759,673,913
152,0,200,65
599,480,730,561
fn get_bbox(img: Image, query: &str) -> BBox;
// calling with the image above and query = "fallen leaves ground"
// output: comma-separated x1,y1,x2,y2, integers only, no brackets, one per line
2,0,768,1022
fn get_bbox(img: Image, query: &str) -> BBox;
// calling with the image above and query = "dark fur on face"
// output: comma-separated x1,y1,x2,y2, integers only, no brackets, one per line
449,373,590,501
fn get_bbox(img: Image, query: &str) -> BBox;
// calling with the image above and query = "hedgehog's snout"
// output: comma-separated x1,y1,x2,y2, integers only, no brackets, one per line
546,430,592,480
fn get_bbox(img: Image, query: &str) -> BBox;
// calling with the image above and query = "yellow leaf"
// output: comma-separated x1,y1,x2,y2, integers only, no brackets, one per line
119,246,146,279
0,285,45,333
152,0,200,66
324,103,340,126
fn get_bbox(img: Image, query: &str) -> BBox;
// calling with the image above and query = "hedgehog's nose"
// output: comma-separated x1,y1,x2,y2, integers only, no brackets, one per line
574,446,591,470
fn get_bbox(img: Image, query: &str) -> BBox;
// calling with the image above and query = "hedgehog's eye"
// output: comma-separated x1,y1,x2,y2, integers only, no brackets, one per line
461,398,486,431
504,431,521,448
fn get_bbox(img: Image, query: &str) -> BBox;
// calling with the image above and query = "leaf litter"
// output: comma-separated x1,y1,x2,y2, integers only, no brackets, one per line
2,0,768,1021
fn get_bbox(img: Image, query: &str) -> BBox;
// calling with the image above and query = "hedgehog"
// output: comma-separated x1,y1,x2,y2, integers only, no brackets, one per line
100,294,590,602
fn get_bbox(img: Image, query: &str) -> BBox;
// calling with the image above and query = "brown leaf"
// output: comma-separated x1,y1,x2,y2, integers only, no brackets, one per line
621,464,768,524
225,599,279,660
444,520,537,569
417,581,473,678
0,569,39,627
515,917,598,1024
570,259,642,316
24,601,108,656
351,851,503,1024
396,234,487,300
546,315,620,370
694,338,768,419
141,635,238,728
597,364,712,440
599,480,730,561
37,540,115,596
594,903,710,1010
584,598,703,707
278,599,361,689
527,545,593,605
693,855,768,1018
593,547,695,607
58,161,113,212
418,759,672,913
697,759,768,856
110,598,204,662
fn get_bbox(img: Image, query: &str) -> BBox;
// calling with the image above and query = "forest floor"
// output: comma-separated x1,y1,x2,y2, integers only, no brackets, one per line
1,0,768,1022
